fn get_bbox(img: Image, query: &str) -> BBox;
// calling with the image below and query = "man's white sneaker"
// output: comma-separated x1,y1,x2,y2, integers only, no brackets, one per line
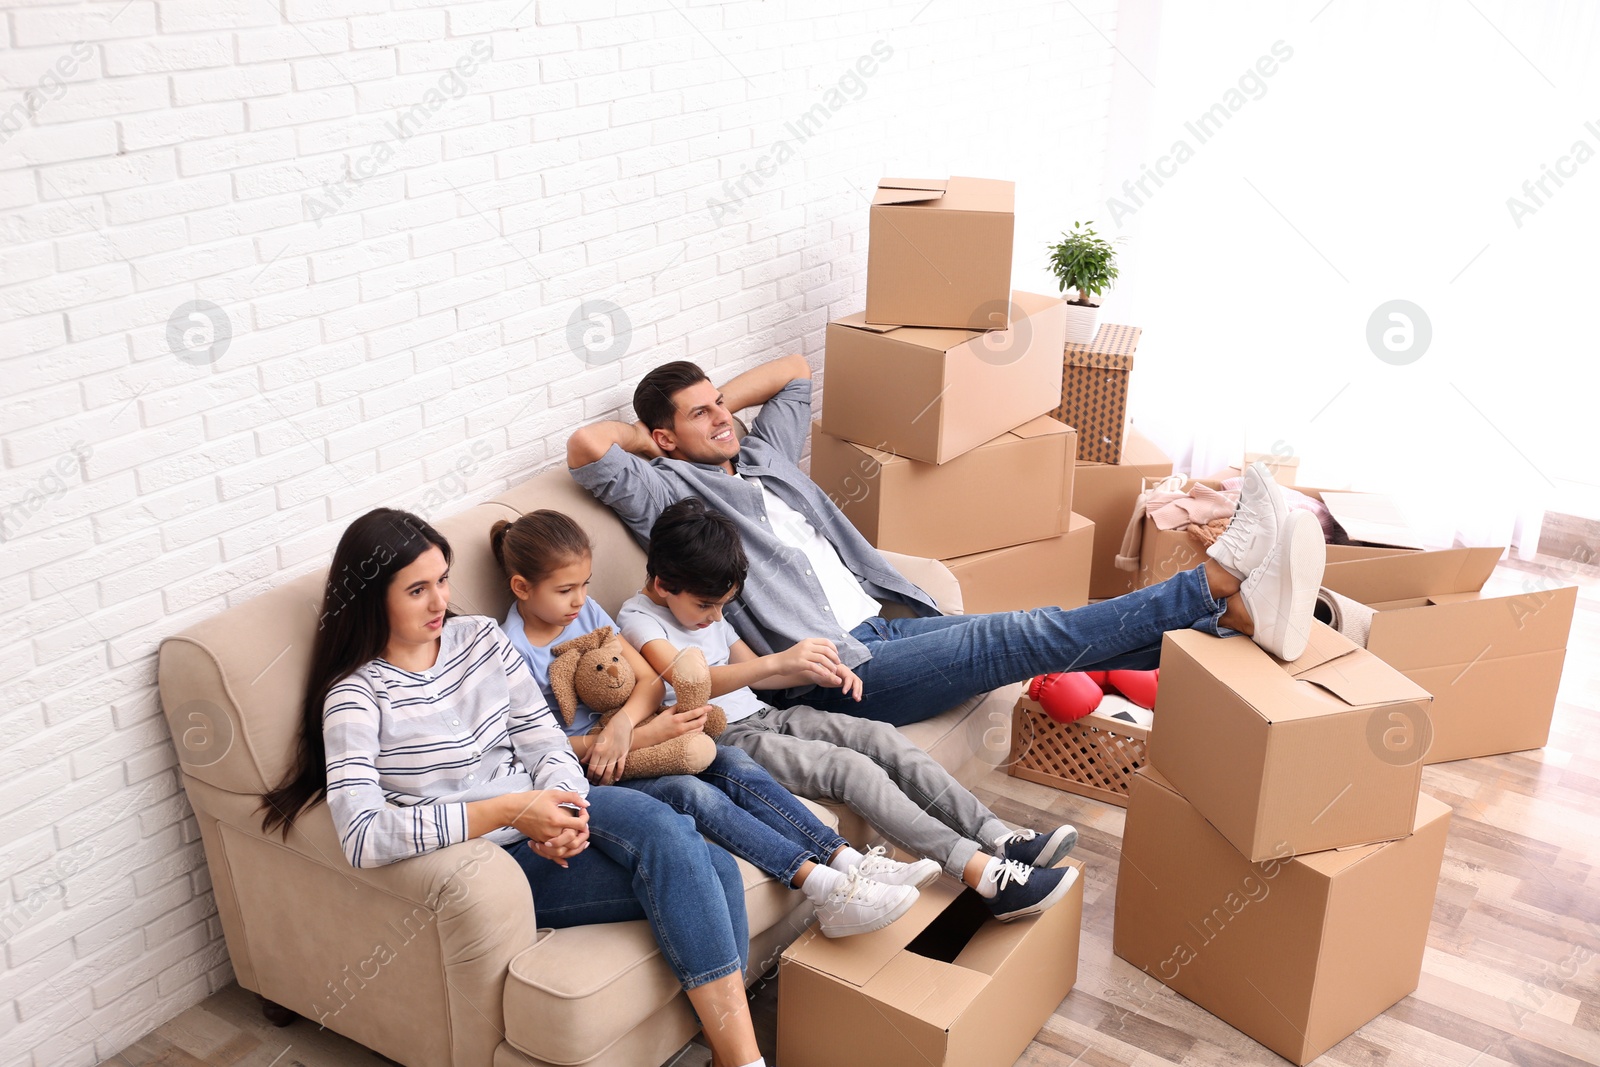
816,869,918,938
853,845,942,888
1206,461,1289,581
1238,509,1325,661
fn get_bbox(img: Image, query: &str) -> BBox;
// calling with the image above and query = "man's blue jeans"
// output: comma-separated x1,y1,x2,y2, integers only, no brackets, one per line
503,785,749,990
782,566,1233,727
622,746,849,887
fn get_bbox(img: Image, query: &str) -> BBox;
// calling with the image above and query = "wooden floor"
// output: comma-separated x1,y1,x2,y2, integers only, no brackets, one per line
101,555,1600,1067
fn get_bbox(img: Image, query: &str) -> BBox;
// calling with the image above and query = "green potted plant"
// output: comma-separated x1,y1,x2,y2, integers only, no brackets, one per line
1047,221,1119,343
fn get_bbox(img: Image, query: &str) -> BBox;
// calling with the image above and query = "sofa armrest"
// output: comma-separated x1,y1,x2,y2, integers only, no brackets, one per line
878,550,964,616
184,778,536,1067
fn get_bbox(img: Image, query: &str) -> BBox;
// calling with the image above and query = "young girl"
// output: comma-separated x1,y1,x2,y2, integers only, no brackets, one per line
260,508,767,1067
492,509,934,939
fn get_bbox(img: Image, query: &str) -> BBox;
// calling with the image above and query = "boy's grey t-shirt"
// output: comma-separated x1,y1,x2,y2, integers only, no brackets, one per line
616,593,763,723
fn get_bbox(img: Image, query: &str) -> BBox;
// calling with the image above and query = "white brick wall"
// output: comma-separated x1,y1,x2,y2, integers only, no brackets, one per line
0,2,1116,1062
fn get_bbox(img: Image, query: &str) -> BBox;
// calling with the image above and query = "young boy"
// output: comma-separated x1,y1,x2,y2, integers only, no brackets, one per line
617,498,1080,922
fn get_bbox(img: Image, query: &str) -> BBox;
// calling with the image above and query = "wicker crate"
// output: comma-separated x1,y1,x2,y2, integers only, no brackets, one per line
1049,323,1141,464
1007,695,1150,807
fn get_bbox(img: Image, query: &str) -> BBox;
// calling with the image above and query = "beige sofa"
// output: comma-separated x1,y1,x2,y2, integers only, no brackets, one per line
156,466,1023,1067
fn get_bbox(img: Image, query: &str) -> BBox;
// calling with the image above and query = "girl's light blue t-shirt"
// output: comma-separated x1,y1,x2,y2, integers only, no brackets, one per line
501,599,616,737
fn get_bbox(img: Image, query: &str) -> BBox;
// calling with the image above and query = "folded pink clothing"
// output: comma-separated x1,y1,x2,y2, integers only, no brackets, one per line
1145,484,1238,530
1221,477,1339,540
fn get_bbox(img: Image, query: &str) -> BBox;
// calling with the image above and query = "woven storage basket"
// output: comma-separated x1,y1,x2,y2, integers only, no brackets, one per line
1007,695,1149,807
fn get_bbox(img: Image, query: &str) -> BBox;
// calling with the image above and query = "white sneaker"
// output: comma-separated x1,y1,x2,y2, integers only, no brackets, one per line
1239,509,1325,661
1206,461,1289,580
852,845,941,888
1208,462,1325,661
816,868,918,938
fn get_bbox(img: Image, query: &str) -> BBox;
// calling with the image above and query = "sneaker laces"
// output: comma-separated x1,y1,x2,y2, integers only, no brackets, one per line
993,828,1036,848
982,859,1033,893
823,867,883,908
853,845,896,877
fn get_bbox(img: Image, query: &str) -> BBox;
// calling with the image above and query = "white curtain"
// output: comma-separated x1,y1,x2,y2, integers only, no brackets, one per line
1094,0,1600,557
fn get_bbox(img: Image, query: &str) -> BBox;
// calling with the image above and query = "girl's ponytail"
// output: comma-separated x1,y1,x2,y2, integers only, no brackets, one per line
492,510,592,584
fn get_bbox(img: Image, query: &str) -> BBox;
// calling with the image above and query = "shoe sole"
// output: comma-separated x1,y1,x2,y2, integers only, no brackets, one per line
818,888,919,939
1028,826,1079,869
1246,511,1325,660
991,865,1079,923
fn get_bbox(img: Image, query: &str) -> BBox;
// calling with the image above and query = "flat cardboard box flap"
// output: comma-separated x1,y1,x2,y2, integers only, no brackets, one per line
875,177,947,204
786,877,965,987
1319,491,1426,549
1290,631,1433,708
1322,545,1503,604
1211,623,1431,723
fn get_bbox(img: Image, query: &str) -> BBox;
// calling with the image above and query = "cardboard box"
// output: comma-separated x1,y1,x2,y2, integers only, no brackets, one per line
1049,324,1140,464
1114,768,1450,1065
1148,625,1432,860
1130,476,1229,589
821,290,1067,465
942,512,1093,614
865,176,1015,330
1073,427,1173,599
779,863,1082,1067
1319,546,1577,763
807,416,1076,560
1242,449,1300,483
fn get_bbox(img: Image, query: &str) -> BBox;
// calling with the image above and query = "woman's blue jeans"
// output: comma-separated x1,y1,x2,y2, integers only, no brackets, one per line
502,785,748,990
783,565,1234,726
622,745,848,887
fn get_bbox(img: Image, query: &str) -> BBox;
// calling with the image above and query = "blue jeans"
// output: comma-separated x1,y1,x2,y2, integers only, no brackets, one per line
502,785,748,989
622,746,848,886
782,566,1233,726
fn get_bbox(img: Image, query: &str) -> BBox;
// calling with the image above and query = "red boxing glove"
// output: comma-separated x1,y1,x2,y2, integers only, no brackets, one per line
1103,669,1159,710
1027,672,1104,724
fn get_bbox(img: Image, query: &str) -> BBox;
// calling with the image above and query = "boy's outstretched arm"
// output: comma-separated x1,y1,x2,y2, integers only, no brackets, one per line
721,639,862,701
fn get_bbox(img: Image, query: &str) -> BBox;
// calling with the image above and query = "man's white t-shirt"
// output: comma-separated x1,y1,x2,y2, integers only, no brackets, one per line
746,476,880,633
616,593,764,723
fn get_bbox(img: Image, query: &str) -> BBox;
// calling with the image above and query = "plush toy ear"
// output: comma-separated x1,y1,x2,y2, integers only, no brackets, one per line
546,648,582,726
552,625,612,660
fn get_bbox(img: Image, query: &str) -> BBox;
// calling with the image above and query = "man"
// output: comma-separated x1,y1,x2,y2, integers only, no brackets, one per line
567,355,1324,727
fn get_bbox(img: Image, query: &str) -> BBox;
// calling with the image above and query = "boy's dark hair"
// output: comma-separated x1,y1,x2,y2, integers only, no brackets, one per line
633,360,711,433
646,497,748,599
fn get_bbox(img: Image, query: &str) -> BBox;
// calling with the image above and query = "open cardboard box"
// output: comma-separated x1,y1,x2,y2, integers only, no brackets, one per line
807,416,1076,560
865,176,1015,330
1148,624,1432,861
1075,426,1174,598
779,863,1082,1067
1320,546,1577,763
821,291,1067,465
1114,768,1451,1066
942,512,1094,614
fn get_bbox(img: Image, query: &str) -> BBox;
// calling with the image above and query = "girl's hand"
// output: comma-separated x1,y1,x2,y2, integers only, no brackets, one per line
505,791,588,846
586,715,633,784
775,638,846,686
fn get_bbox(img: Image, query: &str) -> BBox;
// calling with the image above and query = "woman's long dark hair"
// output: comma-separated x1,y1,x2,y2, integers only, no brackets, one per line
260,508,452,837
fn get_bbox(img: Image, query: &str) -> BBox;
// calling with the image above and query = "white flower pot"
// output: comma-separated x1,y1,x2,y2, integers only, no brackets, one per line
1062,301,1099,344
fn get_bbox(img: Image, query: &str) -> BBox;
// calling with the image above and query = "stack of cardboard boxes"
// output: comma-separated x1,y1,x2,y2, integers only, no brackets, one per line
1113,623,1454,1064
809,177,1093,614
782,177,1090,1067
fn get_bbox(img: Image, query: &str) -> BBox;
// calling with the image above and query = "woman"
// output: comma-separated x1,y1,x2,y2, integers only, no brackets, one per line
260,508,768,1067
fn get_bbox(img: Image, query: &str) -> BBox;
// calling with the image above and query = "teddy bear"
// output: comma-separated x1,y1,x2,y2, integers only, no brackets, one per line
546,625,728,780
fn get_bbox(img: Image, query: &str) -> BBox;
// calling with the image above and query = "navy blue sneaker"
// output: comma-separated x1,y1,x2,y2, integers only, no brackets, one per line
995,825,1078,868
982,860,1078,922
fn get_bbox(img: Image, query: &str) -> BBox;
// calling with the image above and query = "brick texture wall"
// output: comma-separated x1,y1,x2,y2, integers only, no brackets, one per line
0,2,1116,1062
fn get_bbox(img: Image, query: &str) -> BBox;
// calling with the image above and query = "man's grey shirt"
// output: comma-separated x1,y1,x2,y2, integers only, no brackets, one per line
570,378,941,696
